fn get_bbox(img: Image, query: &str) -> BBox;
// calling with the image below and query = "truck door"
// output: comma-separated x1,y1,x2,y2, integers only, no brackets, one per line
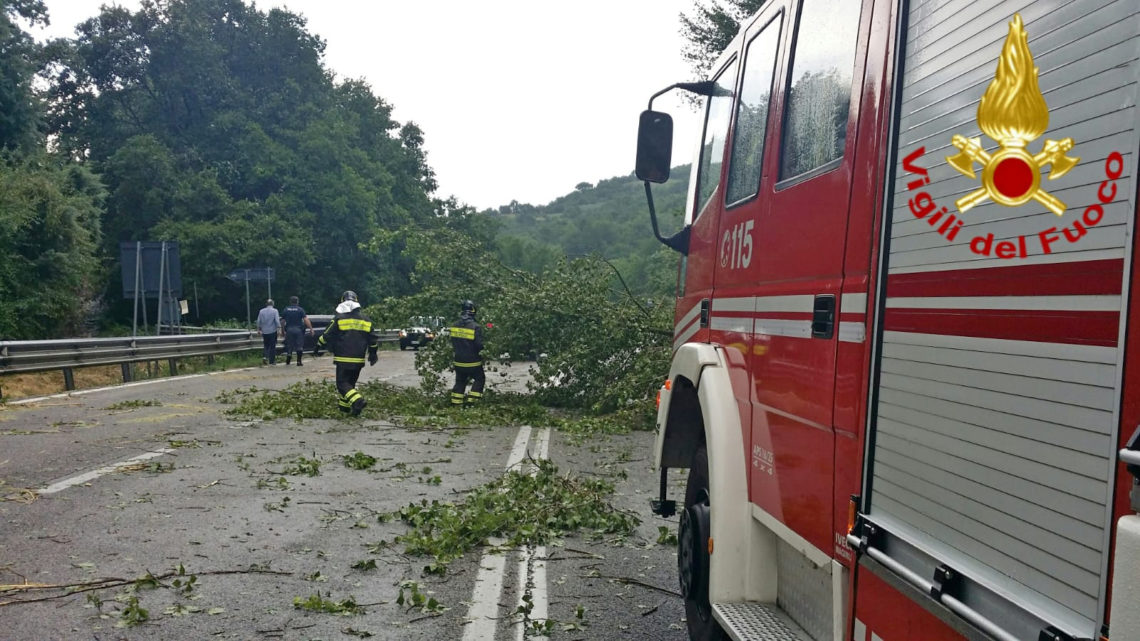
674,59,738,351
743,0,866,557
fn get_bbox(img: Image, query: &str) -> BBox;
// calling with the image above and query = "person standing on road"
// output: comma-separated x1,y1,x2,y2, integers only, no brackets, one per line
256,299,282,365
316,291,378,416
281,296,313,366
449,299,485,408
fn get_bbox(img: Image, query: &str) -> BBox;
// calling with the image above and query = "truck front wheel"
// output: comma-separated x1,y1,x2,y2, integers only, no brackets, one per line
679,446,728,641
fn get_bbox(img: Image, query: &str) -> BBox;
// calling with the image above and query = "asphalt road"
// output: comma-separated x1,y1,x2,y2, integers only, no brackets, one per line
0,350,690,641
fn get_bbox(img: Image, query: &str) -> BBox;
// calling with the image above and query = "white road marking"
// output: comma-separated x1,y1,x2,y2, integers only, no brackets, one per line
463,542,509,641
39,448,175,495
506,425,533,470
463,425,535,641
517,427,551,640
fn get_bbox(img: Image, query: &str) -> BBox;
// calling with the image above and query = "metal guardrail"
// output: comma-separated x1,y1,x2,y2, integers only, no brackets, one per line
0,328,402,378
0,332,263,376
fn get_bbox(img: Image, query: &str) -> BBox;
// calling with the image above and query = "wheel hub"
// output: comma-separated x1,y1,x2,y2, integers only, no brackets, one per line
678,500,711,603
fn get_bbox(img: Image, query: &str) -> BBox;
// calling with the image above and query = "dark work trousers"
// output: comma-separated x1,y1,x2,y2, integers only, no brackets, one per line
284,327,305,360
335,363,365,413
450,364,486,406
262,332,278,364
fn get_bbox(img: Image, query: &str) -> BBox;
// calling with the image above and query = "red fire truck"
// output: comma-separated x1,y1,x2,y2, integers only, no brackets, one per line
636,1,1140,640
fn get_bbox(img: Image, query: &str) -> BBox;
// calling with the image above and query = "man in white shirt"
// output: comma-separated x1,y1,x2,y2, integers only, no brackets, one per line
255,299,282,365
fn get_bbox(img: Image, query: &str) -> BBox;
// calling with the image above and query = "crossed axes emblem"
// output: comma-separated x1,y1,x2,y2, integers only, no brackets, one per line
946,135,1079,216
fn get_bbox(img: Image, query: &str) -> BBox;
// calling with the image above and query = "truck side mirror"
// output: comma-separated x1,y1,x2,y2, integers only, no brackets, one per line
635,110,673,184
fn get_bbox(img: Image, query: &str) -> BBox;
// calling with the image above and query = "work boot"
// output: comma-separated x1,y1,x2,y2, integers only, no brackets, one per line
351,397,367,417
297,353,303,366
286,354,292,365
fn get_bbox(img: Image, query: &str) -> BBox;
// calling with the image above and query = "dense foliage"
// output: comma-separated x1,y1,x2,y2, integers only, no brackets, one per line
0,0,105,339
366,226,672,415
679,0,766,78
0,154,104,337
37,0,440,321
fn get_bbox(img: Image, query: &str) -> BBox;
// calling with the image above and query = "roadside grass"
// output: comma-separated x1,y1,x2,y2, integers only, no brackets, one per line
1,351,265,401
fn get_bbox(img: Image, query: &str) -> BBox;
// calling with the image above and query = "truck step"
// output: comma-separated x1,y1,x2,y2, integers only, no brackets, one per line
713,602,815,641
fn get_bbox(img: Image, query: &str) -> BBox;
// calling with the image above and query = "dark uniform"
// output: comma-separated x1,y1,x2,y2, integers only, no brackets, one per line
449,300,485,407
281,300,309,365
317,291,378,416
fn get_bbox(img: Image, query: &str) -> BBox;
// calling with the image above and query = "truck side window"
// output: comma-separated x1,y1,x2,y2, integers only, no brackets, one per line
778,0,861,180
695,62,738,217
726,14,783,206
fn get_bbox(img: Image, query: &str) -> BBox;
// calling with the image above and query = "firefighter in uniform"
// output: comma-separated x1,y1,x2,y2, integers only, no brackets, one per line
316,291,378,416
449,300,485,407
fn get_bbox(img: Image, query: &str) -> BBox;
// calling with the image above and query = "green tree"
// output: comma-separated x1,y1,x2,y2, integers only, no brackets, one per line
40,0,440,322
0,153,103,338
369,226,671,414
0,0,47,151
679,0,766,78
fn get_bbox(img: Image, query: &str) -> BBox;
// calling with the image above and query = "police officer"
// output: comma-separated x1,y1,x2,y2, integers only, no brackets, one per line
449,300,484,407
316,291,378,416
281,295,313,366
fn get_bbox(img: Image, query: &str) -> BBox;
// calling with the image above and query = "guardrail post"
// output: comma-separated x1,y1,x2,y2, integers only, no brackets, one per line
207,355,215,366
168,358,178,376
62,368,75,391
121,362,133,383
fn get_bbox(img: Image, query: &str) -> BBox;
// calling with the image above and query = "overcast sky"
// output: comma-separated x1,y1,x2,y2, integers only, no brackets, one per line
31,1,704,210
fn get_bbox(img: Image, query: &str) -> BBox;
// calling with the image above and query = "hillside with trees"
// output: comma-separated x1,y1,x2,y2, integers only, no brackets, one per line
487,168,691,297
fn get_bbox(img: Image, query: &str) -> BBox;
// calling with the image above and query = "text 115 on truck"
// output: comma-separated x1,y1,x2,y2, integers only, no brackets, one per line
637,1,1140,640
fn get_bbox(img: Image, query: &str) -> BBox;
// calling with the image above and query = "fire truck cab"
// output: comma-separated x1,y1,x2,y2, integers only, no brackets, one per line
638,1,1140,640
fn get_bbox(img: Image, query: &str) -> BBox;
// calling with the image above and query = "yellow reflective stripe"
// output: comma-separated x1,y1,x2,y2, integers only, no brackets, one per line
337,319,372,332
334,356,366,363
467,391,483,398
453,361,482,368
449,327,475,340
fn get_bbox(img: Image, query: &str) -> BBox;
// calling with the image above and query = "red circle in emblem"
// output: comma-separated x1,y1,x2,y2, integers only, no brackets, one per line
993,156,1035,199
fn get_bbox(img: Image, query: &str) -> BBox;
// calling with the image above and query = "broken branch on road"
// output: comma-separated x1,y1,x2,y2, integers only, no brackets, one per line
0,567,293,607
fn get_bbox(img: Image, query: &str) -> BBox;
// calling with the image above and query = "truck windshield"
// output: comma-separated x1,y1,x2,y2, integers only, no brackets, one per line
695,63,738,217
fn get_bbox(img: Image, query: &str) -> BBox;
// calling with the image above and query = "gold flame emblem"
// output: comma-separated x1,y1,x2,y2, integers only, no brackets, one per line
946,14,1079,215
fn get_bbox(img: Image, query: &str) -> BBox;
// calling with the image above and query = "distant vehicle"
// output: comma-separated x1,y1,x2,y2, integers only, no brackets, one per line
305,314,333,352
399,315,444,351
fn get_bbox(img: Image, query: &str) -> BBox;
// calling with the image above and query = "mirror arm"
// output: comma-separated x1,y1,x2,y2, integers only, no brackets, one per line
647,80,719,110
644,181,689,254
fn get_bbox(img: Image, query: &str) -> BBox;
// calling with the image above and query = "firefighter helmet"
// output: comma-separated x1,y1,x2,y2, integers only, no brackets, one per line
462,300,477,315
341,290,358,303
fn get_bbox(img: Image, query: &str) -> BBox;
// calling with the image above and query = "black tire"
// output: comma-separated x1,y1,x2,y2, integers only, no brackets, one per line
680,446,728,641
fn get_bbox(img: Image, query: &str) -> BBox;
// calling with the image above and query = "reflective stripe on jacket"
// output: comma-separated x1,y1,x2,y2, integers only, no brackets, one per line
450,314,483,367
318,309,378,364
